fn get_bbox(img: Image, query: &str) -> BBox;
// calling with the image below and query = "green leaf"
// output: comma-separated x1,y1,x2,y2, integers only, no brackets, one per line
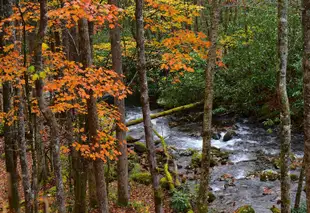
28,65,35,73
32,74,39,81
39,72,46,79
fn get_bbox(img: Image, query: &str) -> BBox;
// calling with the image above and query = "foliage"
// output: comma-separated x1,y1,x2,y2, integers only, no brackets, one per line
292,203,307,213
130,172,152,185
170,189,192,213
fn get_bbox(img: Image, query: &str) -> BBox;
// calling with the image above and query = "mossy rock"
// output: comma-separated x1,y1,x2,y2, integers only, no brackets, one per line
290,173,299,181
130,172,152,185
235,205,255,213
223,130,237,142
212,132,221,140
126,135,140,143
207,192,216,203
191,148,229,168
134,142,147,154
270,205,280,213
160,177,169,189
191,152,202,168
260,170,279,181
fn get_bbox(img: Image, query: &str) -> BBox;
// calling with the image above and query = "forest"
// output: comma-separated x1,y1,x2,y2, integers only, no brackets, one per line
0,0,310,212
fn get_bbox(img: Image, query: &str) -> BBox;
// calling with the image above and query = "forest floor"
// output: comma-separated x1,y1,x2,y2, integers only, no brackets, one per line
0,138,172,213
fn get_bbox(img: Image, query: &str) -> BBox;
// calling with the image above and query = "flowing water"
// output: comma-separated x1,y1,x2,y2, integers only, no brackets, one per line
126,106,305,212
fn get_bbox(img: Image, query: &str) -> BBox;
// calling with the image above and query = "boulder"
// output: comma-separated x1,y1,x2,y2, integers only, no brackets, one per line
207,192,216,203
126,135,140,143
134,142,147,154
223,130,236,142
212,132,221,140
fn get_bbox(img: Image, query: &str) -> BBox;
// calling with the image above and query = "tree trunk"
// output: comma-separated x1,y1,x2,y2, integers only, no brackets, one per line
16,86,32,213
78,18,109,213
135,0,163,212
197,0,220,212
302,0,310,210
1,0,20,211
34,1,66,212
126,101,203,126
277,0,291,211
108,0,129,206
294,159,304,209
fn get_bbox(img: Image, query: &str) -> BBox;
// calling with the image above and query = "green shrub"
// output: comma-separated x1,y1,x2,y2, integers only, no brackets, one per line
292,203,307,213
170,190,191,213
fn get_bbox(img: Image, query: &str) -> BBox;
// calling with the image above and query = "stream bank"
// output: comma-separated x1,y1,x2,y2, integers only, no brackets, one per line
126,106,305,212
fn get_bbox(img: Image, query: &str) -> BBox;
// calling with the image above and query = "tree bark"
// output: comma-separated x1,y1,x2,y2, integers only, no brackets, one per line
1,0,20,211
34,1,66,212
135,0,163,212
16,86,32,213
302,0,310,210
277,0,291,211
78,18,109,213
294,159,304,209
108,0,129,206
197,0,220,212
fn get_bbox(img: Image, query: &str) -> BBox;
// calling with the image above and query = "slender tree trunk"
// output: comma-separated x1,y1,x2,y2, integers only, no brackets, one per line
78,18,109,213
197,0,220,212
108,0,129,206
302,0,310,210
34,1,66,212
277,0,291,211
1,0,20,211
294,159,304,209
135,0,163,212
16,86,32,213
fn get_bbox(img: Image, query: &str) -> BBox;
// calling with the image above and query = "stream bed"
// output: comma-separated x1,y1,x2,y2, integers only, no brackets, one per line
126,107,305,212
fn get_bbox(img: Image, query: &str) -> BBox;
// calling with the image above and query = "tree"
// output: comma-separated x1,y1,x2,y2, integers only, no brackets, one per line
277,0,291,210
135,0,163,212
0,0,20,212
197,0,221,212
108,0,129,206
34,1,66,212
302,0,310,210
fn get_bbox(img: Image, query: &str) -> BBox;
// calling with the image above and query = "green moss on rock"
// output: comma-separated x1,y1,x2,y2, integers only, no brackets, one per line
260,170,279,181
130,172,152,185
134,142,147,154
235,205,255,213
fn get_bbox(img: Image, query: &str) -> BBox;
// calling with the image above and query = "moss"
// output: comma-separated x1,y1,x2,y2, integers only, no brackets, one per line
260,170,279,181
207,192,216,203
270,205,280,213
160,177,169,189
235,205,255,213
191,151,202,168
130,172,152,185
290,173,299,181
134,142,147,154
126,135,139,143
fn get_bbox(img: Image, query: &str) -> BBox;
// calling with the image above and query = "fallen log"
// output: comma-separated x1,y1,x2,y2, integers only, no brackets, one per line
126,101,203,127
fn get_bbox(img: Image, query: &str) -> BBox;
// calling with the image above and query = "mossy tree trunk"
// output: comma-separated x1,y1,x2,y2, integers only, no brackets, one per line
197,0,221,212
302,0,310,210
277,0,291,211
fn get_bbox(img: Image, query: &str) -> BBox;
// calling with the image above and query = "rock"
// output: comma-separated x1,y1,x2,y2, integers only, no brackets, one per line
207,192,216,203
234,205,255,213
134,142,147,154
126,135,140,143
223,130,236,142
154,139,161,146
212,132,221,140
260,170,279,181
179,149,195,156
130,172,152,185
177,164,183,169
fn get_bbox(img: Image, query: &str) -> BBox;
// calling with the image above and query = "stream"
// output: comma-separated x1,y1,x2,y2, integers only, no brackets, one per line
126,106,305,213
